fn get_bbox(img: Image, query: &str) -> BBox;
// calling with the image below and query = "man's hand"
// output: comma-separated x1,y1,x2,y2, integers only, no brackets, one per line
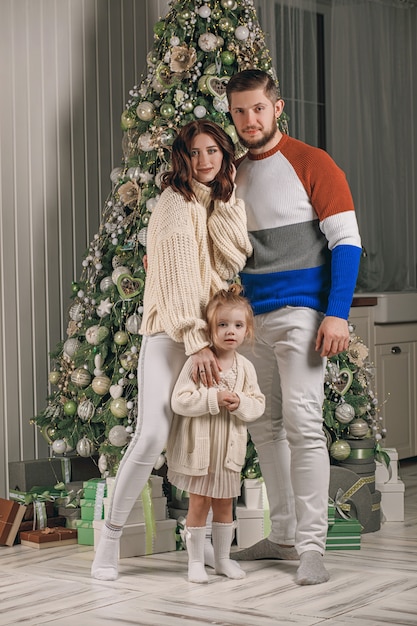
315,316,350,358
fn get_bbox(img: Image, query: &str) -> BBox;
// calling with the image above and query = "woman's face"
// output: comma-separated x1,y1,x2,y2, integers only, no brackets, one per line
190,133,224,184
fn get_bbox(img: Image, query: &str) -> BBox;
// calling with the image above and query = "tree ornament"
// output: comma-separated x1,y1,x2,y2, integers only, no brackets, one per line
125,313,142,334
221,0,237,9
63,400,78,416
235,25,250,41
245,466,258,479
69,303,84,322
100,276,113,293
136,101,155,121
330,439,351,461
77,399,95,421
335,402,356,424
119,350,139,371
160,103,175,118
111,265,130,285
91,375,111,396
76,436,95,457
224,125,238,144
349,418,369,438
98,453,108,474
63,338,80,358
52,439,67,455
218,17,234,33
49,371,61,385
70,368,91,388
120,110,136,130
108,425,129,447
114,330,129,346
109,397,128,418
194,105,207,118
41,425,56,444
109,384,124,399
198,33,218,52
198,4,211,18
85,325,109,345
220,50,235,66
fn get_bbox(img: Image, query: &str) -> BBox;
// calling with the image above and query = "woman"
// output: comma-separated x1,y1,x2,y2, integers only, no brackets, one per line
91,120,253,581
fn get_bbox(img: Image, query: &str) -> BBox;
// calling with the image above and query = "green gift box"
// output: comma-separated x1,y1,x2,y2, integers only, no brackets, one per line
75,519,94,545
327,498,336,526
80,498,103,521
82,478,107,500
326,518,361,550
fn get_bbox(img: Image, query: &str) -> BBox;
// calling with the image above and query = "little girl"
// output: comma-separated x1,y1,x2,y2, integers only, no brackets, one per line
166,284,265,583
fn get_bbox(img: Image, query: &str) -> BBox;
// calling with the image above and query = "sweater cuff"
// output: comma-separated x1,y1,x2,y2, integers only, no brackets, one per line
208,388,220,415
183,327,210,357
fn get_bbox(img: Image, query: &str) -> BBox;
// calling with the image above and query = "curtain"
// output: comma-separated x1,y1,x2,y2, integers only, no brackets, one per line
328,0,417,292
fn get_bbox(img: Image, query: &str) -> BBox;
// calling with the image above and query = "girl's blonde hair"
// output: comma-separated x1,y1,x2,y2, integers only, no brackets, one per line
205,284,254,344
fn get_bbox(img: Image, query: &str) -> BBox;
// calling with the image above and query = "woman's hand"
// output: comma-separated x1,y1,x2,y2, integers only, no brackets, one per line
191,347,221,387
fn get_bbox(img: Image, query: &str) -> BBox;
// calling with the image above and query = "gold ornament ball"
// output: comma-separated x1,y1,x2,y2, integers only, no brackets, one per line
349,418,369,438
221,0,237,9
120,350,139,371
330,439,351,461
211,7,222,20
182,100,194,113
114,330,129,346
218,17,234,32
71,368,91,388
198,76,209,94
121,110,136,130
49,370,61,385
160,103,175,118
110,397,128,418
91,375,111,396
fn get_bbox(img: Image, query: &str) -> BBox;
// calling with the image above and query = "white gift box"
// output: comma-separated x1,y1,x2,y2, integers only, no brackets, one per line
376,479,405,522
103,495,167,525
235,504,271,549
375,448,399,484
93,518,176,558
241,479,269,510
106,474,164,500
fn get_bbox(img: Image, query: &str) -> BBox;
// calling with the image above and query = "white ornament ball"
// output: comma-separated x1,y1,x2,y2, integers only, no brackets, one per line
335,402,356,424
108,425,129,447
349,418,369,438
98,453,108,474
235,25,250,40
100,276,114,293
77,399,95,421
52,439,67,455
126,313,142,334
110,167,123,184
76,436,95,457
63,338,80,358
137,228,148,247
198,5,211,18
194,105,207,119
136,101,155,122
111,266,130,285
213,97,228,113
69,303,84,322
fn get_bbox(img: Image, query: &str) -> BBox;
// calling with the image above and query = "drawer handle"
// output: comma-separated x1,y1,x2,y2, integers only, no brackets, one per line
391,346,402,354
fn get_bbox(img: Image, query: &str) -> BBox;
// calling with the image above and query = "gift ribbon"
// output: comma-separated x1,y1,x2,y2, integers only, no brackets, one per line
331,474,374,522
9,489,57,530
374,444,393,482
93,482,106,520
346,448,375,460
141,480,157,555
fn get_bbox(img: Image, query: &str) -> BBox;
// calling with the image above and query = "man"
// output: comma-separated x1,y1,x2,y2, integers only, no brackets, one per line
226,69,362,585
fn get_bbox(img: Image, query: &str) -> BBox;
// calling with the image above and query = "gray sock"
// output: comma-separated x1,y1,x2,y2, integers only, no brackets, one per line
295,550,330,585
232,537,299,561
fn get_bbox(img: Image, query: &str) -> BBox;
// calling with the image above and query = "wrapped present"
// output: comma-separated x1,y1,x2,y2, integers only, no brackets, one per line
17,516,66,541
328,498,336,526
338,460,376,493
240,479,269,510
362,490,381,533
20,526,77,549
329,466,372,527
80,498,104,522
58,506,81,528
326,518,362,550
235,504,271,549
9,487,63,530
93,518,176,558
9,456,100,491
55,482,84,507
75,519,94,545
103,495,167,525
0,498,27,546
375,448,399,484
82,478,107,500
376,479,405,521
342,437,376,465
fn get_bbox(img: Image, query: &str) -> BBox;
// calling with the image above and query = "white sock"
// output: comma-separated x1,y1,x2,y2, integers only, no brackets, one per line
185,526,208,584
212,522,246,580
91,523,122,581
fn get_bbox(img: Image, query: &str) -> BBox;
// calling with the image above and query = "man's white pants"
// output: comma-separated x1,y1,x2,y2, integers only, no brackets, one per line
240,306,329,554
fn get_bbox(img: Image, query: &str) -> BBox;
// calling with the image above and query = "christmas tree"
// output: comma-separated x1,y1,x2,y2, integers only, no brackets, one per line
32,0,287,476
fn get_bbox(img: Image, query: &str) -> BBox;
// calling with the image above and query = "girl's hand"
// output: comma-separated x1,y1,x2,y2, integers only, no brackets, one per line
191,347,221,387
218,391,240,411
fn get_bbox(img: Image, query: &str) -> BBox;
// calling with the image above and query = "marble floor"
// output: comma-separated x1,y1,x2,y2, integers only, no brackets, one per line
1,459,416,626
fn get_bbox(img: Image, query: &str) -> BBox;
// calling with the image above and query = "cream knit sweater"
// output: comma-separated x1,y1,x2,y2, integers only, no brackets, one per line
140,179,252,355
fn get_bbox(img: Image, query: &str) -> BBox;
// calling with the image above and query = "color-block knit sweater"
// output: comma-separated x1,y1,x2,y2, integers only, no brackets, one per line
236,134,362,320
140,179,253,355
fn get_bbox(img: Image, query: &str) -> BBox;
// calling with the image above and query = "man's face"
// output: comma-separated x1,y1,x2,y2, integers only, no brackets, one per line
228,87,284,153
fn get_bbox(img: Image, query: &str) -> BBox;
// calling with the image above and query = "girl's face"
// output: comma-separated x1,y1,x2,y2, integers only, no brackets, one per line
190,133,224,184
212,304,248,353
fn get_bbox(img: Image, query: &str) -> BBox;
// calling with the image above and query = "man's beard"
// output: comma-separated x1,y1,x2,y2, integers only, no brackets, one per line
239,118,279,150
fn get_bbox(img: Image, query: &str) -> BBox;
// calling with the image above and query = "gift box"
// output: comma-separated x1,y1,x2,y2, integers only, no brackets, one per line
75,519,95,545
327,499,336,526
9,456,100,491
329,466,372,527
235,504,271,549
20,526,77,549
362,489,381,533
58,506,81,527
82,478,107,500
0,499,27,546
326,518,362,551
376,479,405,521
342,437,376,465
80,498,104,521
240,479,269,510
93,518,176,558
18,515,66,534
375,448,399,484
103,496,167,525
338,460,376,493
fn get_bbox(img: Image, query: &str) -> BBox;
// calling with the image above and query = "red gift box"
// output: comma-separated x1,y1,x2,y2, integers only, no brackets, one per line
0,498,27,547
20,527,77,549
